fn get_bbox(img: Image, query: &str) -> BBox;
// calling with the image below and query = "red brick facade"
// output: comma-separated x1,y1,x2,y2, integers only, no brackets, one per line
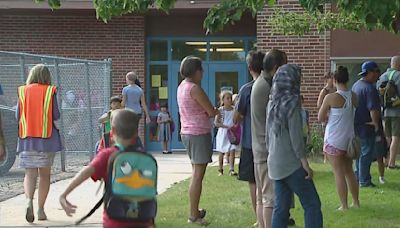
0,10,146,137
257,1,331,123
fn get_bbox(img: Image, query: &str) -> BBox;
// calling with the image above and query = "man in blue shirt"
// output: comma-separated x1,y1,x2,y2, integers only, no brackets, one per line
234,51,264,226
352,61,381,187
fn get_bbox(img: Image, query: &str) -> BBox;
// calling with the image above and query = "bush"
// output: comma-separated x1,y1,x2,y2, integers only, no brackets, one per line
306,125,324,159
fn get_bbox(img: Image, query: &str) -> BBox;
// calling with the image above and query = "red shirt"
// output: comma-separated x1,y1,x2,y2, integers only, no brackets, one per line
90,146,153,228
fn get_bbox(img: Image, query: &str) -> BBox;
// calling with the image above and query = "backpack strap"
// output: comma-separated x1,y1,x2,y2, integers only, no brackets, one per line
75,195,104,225
388,70,397,81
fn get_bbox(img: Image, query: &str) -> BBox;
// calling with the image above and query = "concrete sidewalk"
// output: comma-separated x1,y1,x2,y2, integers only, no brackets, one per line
0,153,217,227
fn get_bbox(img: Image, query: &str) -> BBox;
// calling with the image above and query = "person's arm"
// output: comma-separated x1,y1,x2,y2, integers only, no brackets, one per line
157,114,162,124
318,94,331,123
59,166,95,216
370,110,381,132
367,89,381,132
121,94,127,108
214,110,227,128
233,91,247,124
317,88,327,109
140,94,151,123
98,112,109,124
191,85,218,117
289,109,313,179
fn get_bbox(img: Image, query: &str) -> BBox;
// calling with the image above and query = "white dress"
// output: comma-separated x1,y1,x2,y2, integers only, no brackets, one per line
215,107,237,153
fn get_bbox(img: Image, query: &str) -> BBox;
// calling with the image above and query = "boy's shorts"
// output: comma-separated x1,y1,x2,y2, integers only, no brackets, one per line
181,133,213,165
254,162,274,208
384,117,400,137
238,148,255,183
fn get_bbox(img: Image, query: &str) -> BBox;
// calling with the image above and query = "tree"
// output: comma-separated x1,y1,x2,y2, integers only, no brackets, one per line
35,0,400,35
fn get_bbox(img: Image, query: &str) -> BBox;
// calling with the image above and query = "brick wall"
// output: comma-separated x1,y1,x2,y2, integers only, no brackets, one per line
257,1,331,124
0,10,146,140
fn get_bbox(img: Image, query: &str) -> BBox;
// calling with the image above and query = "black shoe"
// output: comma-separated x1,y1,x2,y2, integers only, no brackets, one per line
288,218,295,226
168,151,173,154
162,151,168,154
360,182,376,188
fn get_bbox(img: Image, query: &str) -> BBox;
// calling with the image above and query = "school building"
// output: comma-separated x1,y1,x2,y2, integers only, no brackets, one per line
1,0,399,151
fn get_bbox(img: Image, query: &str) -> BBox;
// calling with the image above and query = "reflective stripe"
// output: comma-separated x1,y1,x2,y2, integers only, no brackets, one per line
42,86,54,138
18,86,27,138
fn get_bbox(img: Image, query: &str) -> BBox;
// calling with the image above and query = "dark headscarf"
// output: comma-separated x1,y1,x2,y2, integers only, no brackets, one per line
268,64,302,134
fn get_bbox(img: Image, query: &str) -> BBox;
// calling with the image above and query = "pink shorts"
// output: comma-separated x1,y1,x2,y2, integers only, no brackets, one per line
323,144,347,156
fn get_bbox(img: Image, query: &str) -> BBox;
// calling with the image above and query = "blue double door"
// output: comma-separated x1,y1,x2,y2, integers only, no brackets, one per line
147,62,247,152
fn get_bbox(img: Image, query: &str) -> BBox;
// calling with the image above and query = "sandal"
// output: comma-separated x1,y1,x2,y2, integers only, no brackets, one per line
199,208,206,219
25,200,34,223
187,217,209,226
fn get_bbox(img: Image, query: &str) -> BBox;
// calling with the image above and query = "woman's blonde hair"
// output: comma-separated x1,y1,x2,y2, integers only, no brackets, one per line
126,71,138,83
26,64,51,85
219,90,233,106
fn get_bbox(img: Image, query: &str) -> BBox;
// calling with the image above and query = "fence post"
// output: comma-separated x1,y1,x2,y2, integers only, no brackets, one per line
85,63,94,160
103,59,112,110
19,56,26,83
54,59,66,172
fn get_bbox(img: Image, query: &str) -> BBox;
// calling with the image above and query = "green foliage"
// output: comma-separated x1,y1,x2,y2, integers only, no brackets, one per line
34,0,400,35
306,125,324,159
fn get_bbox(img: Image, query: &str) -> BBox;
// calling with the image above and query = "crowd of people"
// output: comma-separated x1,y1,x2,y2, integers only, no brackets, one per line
3,51,399,228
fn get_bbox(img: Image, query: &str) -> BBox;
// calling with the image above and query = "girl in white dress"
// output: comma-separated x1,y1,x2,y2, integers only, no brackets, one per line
215,90,237,176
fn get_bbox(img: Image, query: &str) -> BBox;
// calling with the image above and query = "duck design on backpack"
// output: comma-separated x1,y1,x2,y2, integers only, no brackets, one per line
379,70,400,108
76,144,158,225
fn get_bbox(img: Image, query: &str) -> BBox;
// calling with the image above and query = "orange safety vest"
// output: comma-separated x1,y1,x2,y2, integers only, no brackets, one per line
18,84,57,139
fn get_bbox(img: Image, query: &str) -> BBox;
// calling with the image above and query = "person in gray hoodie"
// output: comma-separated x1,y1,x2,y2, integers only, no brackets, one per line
266,64,323,228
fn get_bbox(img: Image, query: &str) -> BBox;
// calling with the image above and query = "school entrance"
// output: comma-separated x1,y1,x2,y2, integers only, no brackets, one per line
146,38,255,152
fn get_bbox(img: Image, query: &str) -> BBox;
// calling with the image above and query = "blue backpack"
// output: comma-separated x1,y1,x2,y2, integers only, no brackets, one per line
77,144,158,225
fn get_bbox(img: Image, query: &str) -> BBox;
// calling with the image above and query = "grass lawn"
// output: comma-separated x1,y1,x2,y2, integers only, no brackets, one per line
156,162,400,228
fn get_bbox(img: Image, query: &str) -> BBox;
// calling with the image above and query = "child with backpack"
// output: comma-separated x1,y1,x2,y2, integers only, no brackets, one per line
60,109,157,228
215,90,238,176
97,96,122,151
157,103,172,154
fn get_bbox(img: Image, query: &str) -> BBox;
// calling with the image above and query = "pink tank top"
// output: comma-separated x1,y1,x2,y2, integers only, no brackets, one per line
177,81,211,135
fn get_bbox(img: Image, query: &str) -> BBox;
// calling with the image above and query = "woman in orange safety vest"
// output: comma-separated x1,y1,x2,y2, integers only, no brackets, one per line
17,64,63,223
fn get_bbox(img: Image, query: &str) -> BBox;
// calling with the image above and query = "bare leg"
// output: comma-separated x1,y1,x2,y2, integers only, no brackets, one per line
24,168,38,200
218,153,224,174
38,167,51,210
249,182,257,214
189,164,207,219
388,136,399,167
229,151,235,171
327,154,348,209
343,157,360,207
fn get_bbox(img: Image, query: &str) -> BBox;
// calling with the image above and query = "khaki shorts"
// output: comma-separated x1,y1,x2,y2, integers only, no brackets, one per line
254,162,274,208
384,117,400,137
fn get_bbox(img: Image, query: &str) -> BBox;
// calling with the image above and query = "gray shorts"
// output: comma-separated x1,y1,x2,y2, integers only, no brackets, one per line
181,133,213,164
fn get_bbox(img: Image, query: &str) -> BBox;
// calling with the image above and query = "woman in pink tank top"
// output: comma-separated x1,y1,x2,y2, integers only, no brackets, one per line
177,56,218,225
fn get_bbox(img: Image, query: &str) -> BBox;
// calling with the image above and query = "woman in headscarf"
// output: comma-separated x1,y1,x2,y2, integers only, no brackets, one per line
266,64,323,228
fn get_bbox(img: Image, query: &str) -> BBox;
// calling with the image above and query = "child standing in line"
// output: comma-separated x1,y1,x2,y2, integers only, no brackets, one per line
215,90,237,176
157,103,172,154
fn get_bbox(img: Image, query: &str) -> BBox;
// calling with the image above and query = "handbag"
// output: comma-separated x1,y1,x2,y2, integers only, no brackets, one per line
227,124,241,145
347,135,361,160
347,97,361,160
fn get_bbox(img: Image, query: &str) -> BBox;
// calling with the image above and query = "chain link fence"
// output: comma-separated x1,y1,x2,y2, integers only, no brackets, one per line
0,51,112,176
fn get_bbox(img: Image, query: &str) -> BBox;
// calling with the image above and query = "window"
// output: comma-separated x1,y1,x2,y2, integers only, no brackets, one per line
149,40,168,61
332,59,390,86
210,40,245,61
172,40,207,60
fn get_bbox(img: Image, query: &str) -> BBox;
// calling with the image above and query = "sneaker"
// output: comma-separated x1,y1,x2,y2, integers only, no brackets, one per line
360,182,376,188
162,151,168,154
252,222,259,227
25,200,34,223
379,176,385,184
288,218,296,226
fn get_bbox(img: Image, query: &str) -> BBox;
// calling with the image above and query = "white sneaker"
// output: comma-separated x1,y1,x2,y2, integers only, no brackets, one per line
379,176,385,184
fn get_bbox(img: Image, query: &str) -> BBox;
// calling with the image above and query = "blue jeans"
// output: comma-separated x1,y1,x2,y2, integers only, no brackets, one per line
272,168,323,228
355,137,375,186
